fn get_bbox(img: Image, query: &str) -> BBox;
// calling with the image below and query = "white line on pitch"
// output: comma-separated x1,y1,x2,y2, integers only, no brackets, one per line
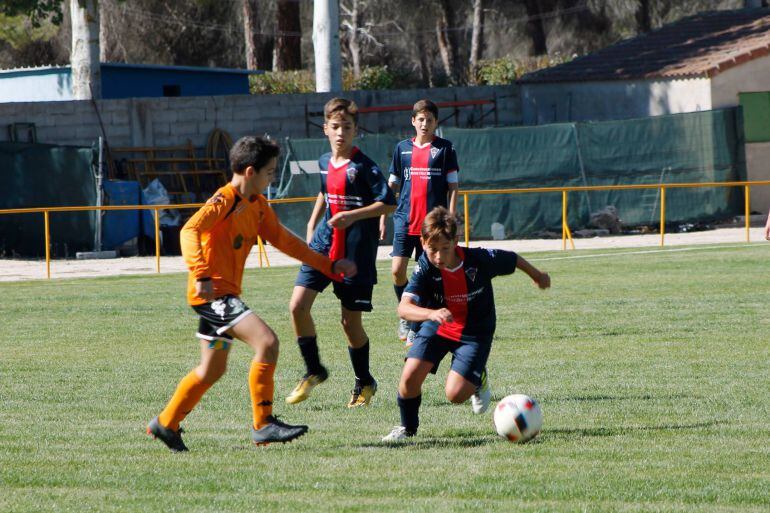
529,243,766,262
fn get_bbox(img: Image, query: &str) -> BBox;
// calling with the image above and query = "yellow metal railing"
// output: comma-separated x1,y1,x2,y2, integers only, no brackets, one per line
1,180,768,279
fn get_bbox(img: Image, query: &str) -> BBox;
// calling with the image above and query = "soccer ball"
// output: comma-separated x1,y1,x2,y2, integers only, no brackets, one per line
493,394,542,443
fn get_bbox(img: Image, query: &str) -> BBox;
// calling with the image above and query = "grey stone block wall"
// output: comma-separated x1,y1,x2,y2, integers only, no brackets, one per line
0,85,520,149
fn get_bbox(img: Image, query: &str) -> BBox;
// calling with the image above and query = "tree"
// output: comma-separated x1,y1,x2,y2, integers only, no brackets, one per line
242,0,273,70
469,0,484,82
435,0,462,84
0,0,63,26
522,0,548,55
636,0,652,33
275,0,301,70
340,0,388,79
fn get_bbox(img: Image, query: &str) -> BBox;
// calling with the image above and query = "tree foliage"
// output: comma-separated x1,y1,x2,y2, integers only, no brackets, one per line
0,0,747,86
0,0,63,26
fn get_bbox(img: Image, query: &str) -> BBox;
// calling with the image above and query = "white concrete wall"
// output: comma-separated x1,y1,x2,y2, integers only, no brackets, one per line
521,78,712,124
0,85,519,148
745,142,770,213
711,54,770,109
709,55,770,213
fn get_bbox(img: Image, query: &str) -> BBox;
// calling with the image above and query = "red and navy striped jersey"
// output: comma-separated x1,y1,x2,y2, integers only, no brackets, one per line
389,137,459,236
403,246,518,342
309,147,396,285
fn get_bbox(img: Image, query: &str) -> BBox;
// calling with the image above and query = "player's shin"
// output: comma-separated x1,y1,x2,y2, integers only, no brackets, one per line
158,370,212,430
249,361,275,429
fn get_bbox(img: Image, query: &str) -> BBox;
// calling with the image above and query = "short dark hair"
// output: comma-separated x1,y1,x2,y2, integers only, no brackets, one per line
412,99,438,119
421,206,460,243
324,97,359,125
229,136,280,175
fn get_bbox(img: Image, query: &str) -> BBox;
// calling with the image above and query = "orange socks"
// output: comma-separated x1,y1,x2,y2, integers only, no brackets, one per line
249,361,275,429
158,370,211,431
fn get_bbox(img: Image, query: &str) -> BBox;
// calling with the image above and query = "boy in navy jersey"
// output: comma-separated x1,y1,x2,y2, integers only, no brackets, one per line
381,207,550,442
384,99,460,345
287,98,396,408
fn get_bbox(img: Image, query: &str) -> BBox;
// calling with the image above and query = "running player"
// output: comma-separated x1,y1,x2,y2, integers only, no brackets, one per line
147,136,356,452
286,98,396,408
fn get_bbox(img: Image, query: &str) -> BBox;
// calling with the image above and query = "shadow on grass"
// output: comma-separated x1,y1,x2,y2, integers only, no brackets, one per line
547,420,728,439
548,393,697,403
357,435,500,450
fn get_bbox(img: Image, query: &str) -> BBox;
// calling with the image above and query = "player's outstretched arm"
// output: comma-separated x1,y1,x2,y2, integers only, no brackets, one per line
398,296,453,324
327,201,396,229
516,255,551,290
260,197,355,278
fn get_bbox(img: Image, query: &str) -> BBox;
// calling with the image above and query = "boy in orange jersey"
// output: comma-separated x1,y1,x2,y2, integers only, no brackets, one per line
147,136,356,452
286,98,396,407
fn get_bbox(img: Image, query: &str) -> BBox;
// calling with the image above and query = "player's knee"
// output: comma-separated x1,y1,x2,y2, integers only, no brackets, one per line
340,315,359,334
445,383,467,403
289,299,309,319
399,372,423,396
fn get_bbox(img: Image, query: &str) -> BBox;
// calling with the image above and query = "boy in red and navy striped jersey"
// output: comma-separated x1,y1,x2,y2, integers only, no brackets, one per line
287,98,396,409
384,99,460,346
381,207,550,442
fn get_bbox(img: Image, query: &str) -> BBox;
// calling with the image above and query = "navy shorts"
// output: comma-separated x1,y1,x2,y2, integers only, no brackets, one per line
392,230,424,260
295,264,374,312
191,295,252,350
406,322,492,387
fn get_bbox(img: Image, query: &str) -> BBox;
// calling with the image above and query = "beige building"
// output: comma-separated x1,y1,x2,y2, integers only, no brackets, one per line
519,8,770,211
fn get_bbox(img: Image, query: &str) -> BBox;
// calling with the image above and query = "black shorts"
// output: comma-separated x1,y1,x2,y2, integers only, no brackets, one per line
191,295,252,349
392,230,424,260
295,264,374,312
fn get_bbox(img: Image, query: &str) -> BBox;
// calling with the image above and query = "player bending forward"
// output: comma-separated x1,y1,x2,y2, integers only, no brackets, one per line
382,207,550,442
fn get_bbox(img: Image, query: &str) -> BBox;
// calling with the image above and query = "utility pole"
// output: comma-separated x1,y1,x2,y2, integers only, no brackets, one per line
70,0,101,100
313,0,342,92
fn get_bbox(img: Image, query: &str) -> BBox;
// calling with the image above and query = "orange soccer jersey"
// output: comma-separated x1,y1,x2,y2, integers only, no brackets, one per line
181,183,333,305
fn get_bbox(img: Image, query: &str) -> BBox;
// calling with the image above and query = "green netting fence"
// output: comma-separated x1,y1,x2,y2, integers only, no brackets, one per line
0,142,96,257
273,108,746,240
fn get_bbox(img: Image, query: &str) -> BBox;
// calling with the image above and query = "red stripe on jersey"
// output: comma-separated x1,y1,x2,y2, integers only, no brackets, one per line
436,247,468,341
408,141,431,235
326,155,351,267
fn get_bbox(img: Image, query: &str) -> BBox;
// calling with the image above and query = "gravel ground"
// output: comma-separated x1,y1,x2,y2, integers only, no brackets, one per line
1,226,767,282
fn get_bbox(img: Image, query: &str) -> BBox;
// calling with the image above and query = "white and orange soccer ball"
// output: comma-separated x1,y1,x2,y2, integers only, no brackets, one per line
493,394,542,443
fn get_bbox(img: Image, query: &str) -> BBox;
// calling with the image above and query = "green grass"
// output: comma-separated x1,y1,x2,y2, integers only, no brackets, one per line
1,243,769,512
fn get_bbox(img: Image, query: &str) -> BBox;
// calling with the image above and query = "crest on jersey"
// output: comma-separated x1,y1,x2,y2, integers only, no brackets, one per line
466,267,478,282
430,147,440,159
346,166,358,183
207,192,225,205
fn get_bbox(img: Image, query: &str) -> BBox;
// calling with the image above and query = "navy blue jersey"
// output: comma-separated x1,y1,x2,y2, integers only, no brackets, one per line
309,147,395,285
403,246,518,342
389,137,459,236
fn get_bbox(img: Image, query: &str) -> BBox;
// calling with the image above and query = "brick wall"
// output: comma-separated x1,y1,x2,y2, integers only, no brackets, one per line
0,85,520,149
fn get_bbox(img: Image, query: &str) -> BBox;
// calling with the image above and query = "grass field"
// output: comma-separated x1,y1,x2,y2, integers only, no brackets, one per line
1,243,769,513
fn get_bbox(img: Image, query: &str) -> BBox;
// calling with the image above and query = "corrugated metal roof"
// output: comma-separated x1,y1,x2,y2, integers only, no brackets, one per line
0,63,262,75
519,8,770,83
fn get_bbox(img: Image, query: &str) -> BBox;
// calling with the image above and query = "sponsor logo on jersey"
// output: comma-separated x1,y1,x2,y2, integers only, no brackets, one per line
207,192,225,204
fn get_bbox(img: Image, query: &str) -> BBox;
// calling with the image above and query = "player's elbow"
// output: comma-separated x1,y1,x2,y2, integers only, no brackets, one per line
397,301,414,320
